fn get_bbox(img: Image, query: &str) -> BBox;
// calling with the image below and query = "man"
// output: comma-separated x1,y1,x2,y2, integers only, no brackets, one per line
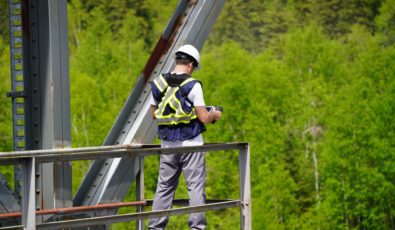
149,44,222,230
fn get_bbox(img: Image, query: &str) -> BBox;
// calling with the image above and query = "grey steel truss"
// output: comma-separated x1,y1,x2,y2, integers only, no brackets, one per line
23,0,72,220
1,0,72,227
74,0,225,215
1,0,228,228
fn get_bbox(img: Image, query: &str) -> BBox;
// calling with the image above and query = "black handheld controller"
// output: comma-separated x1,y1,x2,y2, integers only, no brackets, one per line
205,106,223,112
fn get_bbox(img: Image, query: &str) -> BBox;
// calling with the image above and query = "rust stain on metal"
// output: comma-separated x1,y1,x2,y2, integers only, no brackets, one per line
142,9,186,83
22,0,30,38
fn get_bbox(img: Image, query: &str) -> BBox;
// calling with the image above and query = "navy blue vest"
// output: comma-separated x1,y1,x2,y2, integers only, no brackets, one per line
151,73,206,141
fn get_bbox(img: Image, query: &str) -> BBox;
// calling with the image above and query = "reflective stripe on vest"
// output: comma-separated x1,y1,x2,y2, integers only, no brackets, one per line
153,77,198,125
153,74,168,92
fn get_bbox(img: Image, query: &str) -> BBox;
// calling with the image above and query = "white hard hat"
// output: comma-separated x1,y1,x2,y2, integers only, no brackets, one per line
175,44,200,69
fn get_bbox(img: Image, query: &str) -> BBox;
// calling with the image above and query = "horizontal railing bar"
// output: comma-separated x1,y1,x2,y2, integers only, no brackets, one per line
0,201,146,219
0,144,139,157
0,225,23,230
0,143,248,164
37,143,244,163
36,200,240,229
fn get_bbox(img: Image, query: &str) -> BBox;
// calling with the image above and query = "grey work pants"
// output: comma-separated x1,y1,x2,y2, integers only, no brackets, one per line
148,152,207,230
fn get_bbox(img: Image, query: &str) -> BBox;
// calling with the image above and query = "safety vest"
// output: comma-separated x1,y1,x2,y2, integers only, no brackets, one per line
151,73,206,141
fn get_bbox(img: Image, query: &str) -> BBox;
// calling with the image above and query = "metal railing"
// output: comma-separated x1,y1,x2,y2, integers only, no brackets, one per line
0,142,251,229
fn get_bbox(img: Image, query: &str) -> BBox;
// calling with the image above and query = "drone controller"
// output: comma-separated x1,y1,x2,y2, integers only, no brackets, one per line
205,106,223,112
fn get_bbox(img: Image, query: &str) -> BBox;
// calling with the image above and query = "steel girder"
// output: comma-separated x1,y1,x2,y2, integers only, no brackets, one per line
74,0,225,217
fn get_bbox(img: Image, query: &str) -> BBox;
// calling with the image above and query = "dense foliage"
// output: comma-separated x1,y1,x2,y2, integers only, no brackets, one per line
0,0,394,229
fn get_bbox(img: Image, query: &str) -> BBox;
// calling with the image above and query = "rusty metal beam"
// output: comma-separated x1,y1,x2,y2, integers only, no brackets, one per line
0,201,146,219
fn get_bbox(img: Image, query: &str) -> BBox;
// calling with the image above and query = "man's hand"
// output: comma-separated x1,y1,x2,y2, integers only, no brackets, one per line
211,108,222,123
150,105,157,119
195,106,222,124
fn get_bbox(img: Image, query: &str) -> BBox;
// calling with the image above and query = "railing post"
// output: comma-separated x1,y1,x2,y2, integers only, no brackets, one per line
136,156,144,230
22,157,36,229
238,143,251,230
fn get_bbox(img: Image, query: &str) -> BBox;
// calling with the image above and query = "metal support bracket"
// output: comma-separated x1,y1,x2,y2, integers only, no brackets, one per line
6,91,26,98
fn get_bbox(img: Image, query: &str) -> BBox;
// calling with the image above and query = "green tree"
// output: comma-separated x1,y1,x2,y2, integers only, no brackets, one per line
1,1,395,229
0,25,14,190
0,39,12,151
375,0,395,45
